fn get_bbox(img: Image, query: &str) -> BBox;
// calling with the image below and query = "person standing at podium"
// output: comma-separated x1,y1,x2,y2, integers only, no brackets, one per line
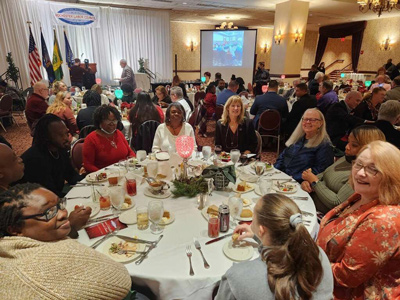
118,59,137,90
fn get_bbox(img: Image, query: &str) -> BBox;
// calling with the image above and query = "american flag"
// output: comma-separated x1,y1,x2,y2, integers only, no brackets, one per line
28,26,42,86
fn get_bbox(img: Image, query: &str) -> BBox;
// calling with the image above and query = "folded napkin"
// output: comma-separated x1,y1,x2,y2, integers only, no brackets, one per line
202,164,236,184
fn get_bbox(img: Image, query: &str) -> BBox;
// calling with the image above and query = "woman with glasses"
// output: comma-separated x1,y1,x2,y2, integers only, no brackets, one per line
301,126,386,214
83,105,134,173
215,96,257,154
317,141,400,299
0,183,134,299
275,108,333,182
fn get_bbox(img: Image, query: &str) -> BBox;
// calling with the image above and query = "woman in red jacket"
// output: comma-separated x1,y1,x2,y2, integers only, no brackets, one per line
203,84,217,118
83,105,134,173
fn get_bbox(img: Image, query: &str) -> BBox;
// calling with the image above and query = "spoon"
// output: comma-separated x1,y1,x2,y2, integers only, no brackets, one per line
145,177,157,185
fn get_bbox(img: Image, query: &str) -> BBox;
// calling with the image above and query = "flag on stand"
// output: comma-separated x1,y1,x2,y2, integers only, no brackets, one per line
28,26,42,86
40,29,55,84
52,29,63,81
64,30,74,68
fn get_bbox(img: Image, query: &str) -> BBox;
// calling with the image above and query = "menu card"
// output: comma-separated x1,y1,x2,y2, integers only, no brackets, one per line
85,218,127,239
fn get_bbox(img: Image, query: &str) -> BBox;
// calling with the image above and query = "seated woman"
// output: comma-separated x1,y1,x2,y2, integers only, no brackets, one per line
83,105,134,173
48,80,67,105
215,193,333,300
152,103,195,152
317,141,400,299
47,91,79,136
301,126,386,214
274,108,333,182
171,75,188,99
203,84,217,119
91,83,110,105
353,87,386,121
152,86,171,108
129,92,164,148
369,75,391,91
215,96,257,154
76,90,101,130
0,183,133,299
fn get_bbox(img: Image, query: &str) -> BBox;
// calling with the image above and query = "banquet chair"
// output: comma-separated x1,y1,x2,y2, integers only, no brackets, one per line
255,130,263,159
0,94,19,132
239,91,249,98
214,105,224,121
135,120,160,153
257,109,281,157
79,125,96,139
194,91,206,107
71,138,85,171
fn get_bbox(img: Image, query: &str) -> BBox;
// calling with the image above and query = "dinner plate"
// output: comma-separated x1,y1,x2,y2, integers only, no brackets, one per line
102,236,146,263
201,206,219,221
234,182,255,194
120,197,135,210
86,172,108,183
237,208,253,221
119,209,137,225
156,152,170,161
144,188,172,199
223,240,254,261
159,211,175,225
223,197,251,207
272,182,298,194
239,173,258,183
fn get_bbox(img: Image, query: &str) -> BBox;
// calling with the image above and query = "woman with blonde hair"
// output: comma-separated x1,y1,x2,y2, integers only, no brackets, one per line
46,91,79,135
301,125,386,214
91,84,110,105
317,141,400,299
275,108,333,182
48,81,67,105
215,193,333,300
152,85,171,108
215,95,257,154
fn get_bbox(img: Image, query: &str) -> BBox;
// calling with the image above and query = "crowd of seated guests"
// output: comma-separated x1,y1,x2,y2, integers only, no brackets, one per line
76,90,102,130
91,83,111,105
152,85,171,108
316,80,338,115
48,80,68,105
171,75,188,99
353,87,386,121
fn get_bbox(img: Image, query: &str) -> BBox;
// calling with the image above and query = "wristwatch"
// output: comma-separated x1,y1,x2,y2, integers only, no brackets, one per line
311,181,318,188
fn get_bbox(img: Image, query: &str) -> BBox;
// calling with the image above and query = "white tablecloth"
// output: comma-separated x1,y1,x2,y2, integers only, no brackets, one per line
65,162,318,300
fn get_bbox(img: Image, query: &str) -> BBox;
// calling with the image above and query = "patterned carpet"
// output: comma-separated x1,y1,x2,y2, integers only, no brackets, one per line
2,116,278,162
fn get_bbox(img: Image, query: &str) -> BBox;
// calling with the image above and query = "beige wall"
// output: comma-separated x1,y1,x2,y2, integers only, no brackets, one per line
254,27,273,70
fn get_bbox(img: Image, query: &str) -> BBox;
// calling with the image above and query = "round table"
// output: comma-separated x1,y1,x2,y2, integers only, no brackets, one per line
65,160,318,300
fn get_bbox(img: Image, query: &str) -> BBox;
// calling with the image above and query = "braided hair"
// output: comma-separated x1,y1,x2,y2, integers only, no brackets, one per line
0,183,41,238
33,114,64,151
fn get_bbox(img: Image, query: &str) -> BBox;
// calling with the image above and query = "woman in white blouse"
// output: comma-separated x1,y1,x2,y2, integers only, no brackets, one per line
152,102,196,152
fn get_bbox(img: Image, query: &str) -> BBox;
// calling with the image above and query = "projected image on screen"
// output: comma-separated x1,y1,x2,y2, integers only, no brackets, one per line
213,31,244,67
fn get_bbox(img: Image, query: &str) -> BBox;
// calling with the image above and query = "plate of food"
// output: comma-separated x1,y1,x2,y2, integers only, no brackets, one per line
201,204,219,221
86,172,108,183
75,203,100,219
119,209,137,225
223,239,254,261
234,182,255,193
223,197,251,207
102,236,146,263
273,182,298,194
264,162,274,171
156,152,170,161
159,210,175,225
239,173,259,183
237,208,253,221
120,196,135,210
220,152,231,162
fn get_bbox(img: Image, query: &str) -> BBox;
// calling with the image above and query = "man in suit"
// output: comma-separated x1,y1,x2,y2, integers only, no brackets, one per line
118,59,137,90
284,83,317,137
375,100,400,148
250,80,288,128
385,76,400,101
216,80,238,106
317,80,338,115
325,91,367,150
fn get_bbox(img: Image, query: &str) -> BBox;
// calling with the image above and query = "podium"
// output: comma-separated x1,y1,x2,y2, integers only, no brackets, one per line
79,63,97,74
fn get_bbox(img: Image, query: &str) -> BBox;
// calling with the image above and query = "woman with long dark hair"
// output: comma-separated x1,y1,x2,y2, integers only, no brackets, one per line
215,193,333,300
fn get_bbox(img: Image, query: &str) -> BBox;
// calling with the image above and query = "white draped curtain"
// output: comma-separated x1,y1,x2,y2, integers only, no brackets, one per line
0,0,172,89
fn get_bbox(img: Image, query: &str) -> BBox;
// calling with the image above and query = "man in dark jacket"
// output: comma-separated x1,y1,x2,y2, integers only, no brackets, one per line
308,71,324,95
250,80,288,128
375,100,400,148
284,83,316,137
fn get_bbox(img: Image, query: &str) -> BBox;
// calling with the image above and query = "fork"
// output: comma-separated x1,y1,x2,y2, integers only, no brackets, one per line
186,245,195,276
66,196,91,200
194,238,210,269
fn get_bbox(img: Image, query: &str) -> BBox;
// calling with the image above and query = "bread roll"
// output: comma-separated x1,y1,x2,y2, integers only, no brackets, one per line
240,209,253,218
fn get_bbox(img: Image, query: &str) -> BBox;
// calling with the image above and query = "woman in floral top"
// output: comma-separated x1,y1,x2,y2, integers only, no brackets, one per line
317,141,400,300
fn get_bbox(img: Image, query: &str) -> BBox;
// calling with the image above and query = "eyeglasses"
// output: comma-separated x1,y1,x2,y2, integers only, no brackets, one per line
103,119,117,125
352,161,380,176
21,198,67,222
302,118,321,123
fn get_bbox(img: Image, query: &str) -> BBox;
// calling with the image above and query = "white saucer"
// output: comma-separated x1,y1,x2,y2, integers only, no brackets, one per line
144,188,172,199
223,239,254,261
160,211,175,225
119,209,137,225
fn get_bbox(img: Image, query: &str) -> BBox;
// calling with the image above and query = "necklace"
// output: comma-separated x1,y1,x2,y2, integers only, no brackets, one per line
48,149,60,159
105,134,117,148
170,124,182,136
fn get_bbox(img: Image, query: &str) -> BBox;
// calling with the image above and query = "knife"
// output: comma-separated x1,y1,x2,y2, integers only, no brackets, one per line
115,235,157,245
205,233,233,245
135,234,163,265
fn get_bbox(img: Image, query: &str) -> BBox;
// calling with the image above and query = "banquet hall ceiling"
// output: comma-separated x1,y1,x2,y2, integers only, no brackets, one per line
52,0,400,30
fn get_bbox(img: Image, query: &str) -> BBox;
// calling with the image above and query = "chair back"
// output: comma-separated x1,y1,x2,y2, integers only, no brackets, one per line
255,130,263,158
0,95,13,112
194,91,206,107
71,138,85,171
79,125,96,139
188,102,201,128
239,91,249,98
135,120,160,153
214,105,224,121
257,109,281,134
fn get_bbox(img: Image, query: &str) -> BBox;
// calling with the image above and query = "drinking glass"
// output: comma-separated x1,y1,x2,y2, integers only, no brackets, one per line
125,173,137,196
118,159,128,176
148,200,164,234
137,206,149,230
136,150,147,162
228,196,243,227
255,161,265,176
230,149,241,165
208,217,219,238
147,161,158,178
259,177,273,195
109,185,125,215
202,146,212,161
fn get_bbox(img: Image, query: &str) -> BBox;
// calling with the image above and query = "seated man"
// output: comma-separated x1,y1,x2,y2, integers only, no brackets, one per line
385,75,400,101
325,91,367,151
317,81,338,115
170,86,192,120
215,79,226,96
217,80,239,106
250,80,288,127
25,81,49,130
20,114,83,198
308,72,324,96
284,83,317,137
375,100,400,148
0,143,24,193
283,79,300,102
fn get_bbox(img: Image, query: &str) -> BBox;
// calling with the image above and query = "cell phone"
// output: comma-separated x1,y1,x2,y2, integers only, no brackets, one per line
201,76,206,83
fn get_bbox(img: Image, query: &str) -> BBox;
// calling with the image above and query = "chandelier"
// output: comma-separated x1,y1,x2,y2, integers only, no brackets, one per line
358,0,400,17
216,21,238,30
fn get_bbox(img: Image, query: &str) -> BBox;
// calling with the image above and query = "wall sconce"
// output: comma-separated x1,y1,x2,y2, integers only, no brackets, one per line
294,30,303,43
261,43,268,53
186,40,198,52
274,31,282,45
380,37,392,51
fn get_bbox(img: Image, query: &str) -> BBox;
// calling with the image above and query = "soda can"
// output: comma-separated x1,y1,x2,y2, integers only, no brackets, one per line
219,204,230,232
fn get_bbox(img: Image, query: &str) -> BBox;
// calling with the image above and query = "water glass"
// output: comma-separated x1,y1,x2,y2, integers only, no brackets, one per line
147,161,158,178
109,185,125,213
136,150,147,162
137,206,149,230
259,177,273,195
228,196,243,227
202,146,212,161
255,161,265,176
148,200,164,234
230,149,241,165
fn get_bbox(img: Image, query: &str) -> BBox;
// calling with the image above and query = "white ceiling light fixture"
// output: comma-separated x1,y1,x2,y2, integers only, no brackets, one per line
358,0,400,17
216,17,238,30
